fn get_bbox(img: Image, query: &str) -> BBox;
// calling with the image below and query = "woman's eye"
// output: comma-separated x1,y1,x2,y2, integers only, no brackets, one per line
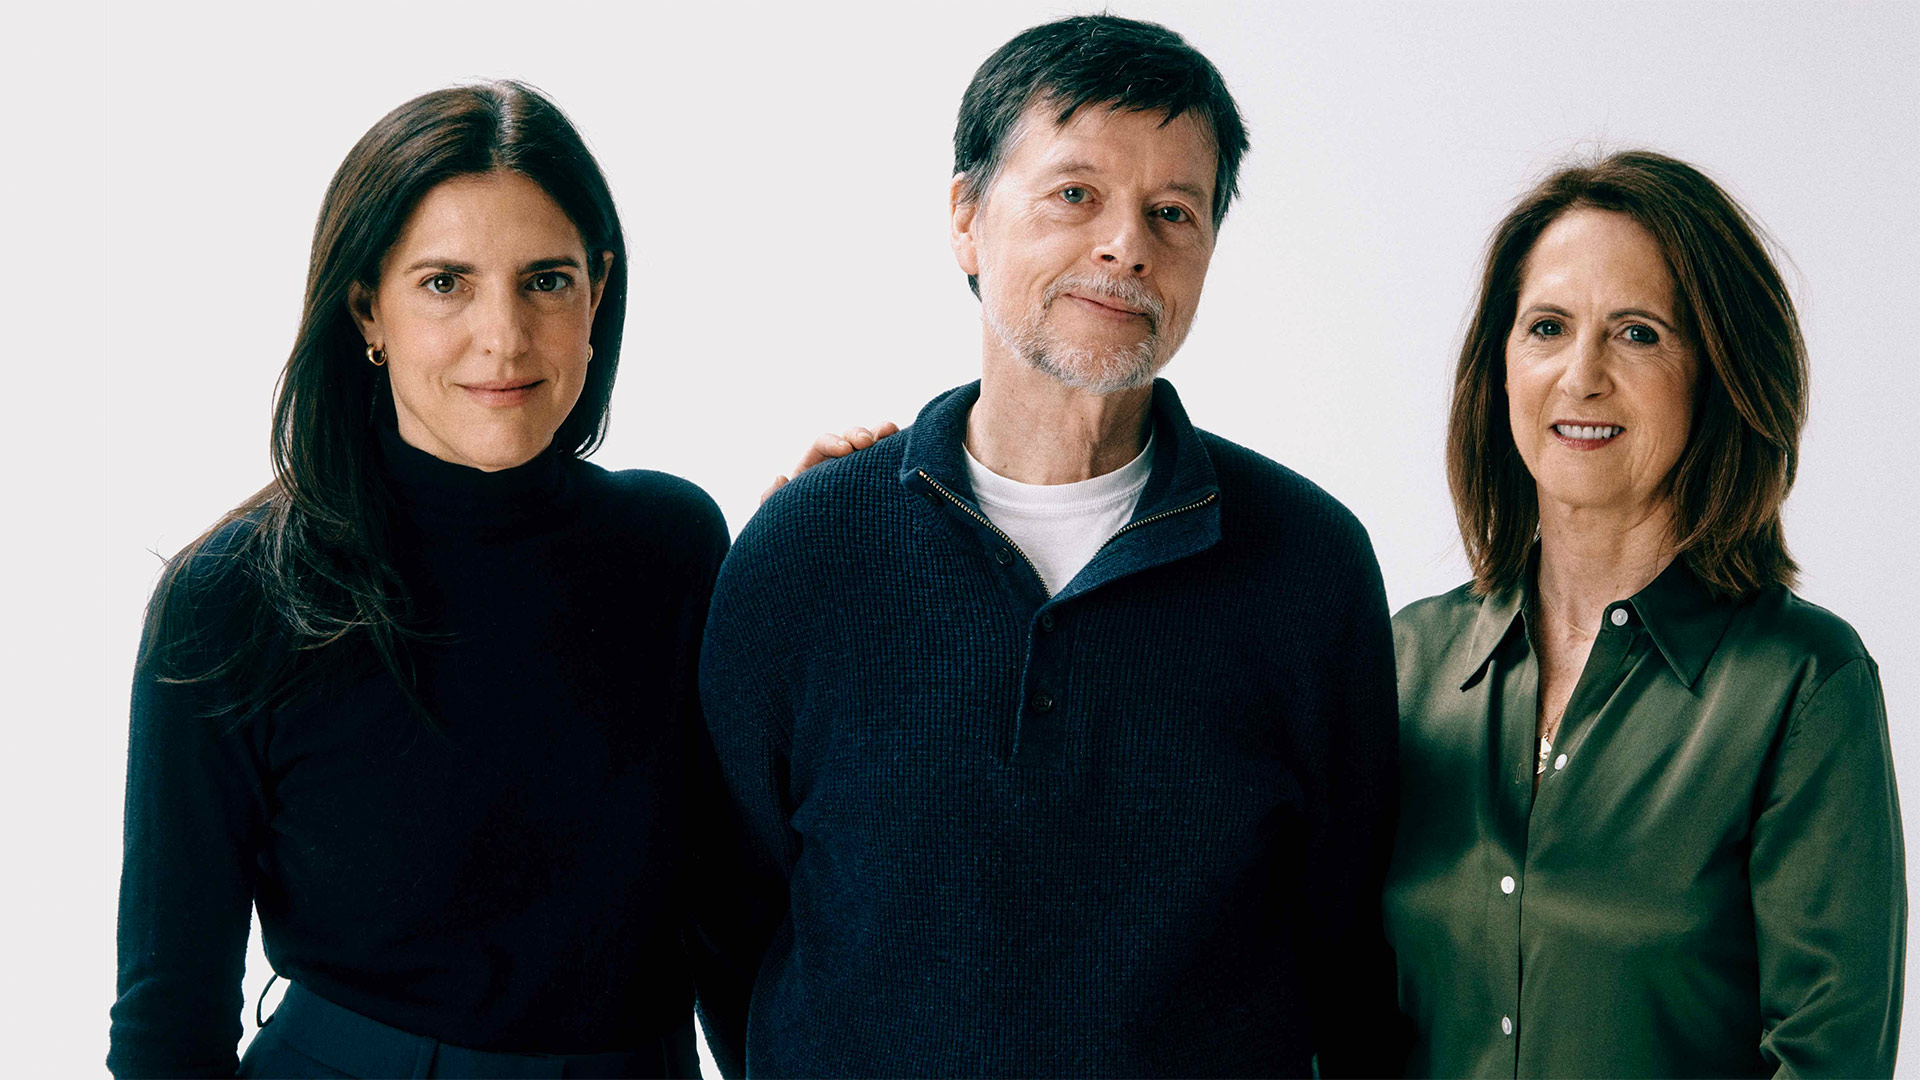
1154,206,1190,223
1060,187,1088,204
529,271,572,293
1623,323,1659,344
425,273,458,294
1530,319,1564,337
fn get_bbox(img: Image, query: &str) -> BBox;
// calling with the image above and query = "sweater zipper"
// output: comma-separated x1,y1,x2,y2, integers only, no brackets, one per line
918,470,1052,596
919,472,1219,594
1093,491,1219,553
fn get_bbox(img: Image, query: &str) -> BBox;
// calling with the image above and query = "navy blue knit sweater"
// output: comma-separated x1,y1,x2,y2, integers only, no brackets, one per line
699,380,1405,1077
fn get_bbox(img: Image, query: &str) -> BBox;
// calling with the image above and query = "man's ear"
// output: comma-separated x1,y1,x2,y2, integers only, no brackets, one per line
347,280,380,345
949,173,981,279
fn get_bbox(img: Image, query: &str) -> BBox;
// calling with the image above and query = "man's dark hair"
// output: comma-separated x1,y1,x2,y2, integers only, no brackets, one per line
953,14,1250,296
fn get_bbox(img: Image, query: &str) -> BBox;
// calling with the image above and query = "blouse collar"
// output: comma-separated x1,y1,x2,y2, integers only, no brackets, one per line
1459,548,1738,692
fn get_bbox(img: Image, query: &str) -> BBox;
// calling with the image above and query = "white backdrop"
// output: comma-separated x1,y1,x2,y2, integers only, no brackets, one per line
9,0,1916,1074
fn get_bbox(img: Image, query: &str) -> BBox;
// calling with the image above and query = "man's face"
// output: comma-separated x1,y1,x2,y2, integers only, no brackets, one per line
952,102,1218,393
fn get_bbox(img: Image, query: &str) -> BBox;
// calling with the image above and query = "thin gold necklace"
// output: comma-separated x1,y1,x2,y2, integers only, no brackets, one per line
1529,590,1592,774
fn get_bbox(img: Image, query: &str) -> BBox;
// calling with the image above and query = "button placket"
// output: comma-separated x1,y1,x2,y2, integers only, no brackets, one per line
1013,601,1074,770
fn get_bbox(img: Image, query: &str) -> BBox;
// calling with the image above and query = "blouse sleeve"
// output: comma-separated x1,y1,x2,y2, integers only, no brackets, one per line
1751,655,1905,1078
107,570,269,1079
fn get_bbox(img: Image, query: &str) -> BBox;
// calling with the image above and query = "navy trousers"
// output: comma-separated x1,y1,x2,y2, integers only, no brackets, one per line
237,981,701,1079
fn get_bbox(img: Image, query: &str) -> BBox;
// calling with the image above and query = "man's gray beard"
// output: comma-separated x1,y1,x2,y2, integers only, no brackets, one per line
985,275,1167,395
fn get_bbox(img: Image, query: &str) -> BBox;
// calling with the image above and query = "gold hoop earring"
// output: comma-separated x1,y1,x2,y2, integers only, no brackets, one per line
586,345,594,362
366,344,386,367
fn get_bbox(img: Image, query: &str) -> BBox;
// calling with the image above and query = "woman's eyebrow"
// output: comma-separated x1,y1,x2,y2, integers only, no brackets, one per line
1610,307,1677,332
400,258,476,275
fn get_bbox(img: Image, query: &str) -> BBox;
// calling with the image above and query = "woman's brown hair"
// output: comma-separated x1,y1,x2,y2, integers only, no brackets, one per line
1447,149,1806,599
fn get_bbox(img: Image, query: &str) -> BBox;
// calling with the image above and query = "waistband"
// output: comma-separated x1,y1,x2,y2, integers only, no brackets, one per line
264,979,699,1078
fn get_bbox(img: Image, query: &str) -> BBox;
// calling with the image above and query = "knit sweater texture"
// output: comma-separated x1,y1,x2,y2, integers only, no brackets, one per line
698,379,1405,1078
110,427,730,1077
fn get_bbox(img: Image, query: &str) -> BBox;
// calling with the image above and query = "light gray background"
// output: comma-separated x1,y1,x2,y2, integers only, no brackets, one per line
8,0,1915,1074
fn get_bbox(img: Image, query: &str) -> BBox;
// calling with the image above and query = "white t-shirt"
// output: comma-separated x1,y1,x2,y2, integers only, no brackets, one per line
963,434,1156,595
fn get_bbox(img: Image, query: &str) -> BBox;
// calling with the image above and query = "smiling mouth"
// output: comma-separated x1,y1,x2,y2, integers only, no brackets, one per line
461,380,544,406
1065,292,1145,317
1552,422,1624,447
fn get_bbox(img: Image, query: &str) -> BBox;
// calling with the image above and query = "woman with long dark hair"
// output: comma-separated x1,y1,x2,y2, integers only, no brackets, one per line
109,81,730,1077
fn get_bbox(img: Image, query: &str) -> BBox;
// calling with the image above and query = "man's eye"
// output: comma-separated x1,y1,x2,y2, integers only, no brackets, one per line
1530,319,1564,337
1154,206,1190,223
426,274,458,294
1623,323,1659,344
530,271,572,293
1060,187,1087,204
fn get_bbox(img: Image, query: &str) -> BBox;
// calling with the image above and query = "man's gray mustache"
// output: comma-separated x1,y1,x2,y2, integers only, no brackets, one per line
1043,275,1163,330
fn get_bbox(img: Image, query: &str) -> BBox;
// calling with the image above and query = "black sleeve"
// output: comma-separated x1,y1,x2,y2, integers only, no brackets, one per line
108,560,269,1078
1305,527,1415,1077
692,513,802,1079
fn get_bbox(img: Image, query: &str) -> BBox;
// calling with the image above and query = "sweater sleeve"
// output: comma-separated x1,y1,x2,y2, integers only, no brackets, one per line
693,518,800,1079
1303,529,1415,1077
1753,656,1905,1078
108,562,269,1078
663,494,767,1080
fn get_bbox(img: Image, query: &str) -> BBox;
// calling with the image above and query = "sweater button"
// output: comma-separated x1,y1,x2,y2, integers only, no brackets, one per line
1038,611,1056,632
994,547,1015,566
1032,692,1054,712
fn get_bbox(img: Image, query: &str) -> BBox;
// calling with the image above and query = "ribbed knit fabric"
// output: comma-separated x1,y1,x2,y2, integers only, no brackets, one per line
110,428,730,1077
699,380,1406,1078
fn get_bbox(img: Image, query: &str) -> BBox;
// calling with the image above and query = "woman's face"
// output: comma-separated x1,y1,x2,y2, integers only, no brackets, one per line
352,170,608,471
1505,208,1699,522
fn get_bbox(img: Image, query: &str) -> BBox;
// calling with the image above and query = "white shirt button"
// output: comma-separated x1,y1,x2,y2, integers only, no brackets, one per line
1554,753,1568,770
1610,607,1629,627
1501,1015,1514,1036
1500,875,1515,894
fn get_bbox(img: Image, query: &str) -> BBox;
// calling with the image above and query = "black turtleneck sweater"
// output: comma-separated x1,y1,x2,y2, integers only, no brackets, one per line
110,430,731,1077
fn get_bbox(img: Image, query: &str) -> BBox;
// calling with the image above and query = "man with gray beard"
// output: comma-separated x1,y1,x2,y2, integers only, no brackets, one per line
697,15,1407,1077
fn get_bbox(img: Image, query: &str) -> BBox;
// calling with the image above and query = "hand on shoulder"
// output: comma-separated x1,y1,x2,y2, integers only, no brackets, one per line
760,422,899,504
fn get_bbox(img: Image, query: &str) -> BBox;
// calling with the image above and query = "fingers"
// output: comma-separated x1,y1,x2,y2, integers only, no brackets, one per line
784,422,901,490
759,475,789,505
795,432,854,474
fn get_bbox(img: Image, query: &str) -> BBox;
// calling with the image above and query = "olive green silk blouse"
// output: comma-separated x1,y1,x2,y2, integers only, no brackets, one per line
1384,559,1904,1078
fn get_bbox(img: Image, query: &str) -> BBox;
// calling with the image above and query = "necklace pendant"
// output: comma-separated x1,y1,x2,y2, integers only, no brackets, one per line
1536,736,1553,776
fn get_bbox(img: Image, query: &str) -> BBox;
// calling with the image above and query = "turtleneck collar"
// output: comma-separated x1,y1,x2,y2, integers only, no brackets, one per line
375,423,572,542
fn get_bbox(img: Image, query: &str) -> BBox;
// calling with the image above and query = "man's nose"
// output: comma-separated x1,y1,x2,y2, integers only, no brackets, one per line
1092,210,1150,275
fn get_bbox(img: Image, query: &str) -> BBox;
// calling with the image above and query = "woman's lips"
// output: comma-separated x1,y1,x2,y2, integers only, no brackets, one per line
461,380,542,407
1551,422,1624,449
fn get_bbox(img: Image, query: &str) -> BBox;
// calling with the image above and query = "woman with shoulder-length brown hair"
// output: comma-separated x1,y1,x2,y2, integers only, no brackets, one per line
1384,150,1904,1077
